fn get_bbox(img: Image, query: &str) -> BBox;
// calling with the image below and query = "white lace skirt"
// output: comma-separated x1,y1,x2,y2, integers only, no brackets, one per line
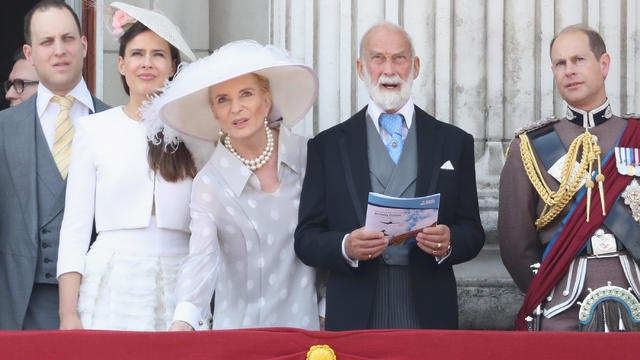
78,217,188,331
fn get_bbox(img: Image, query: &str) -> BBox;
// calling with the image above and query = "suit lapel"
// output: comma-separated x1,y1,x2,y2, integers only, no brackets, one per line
414,106,442,196
33,100,68,227
92,95,110,114
5,98,39,245
41,95,109,227
338,108,370,225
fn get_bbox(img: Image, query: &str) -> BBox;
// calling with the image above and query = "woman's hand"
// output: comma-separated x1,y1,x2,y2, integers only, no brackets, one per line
58,272,83,330
59,312,83,330
169,320,195,331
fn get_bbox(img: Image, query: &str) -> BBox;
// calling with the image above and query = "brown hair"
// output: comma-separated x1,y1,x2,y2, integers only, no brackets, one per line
147,132,197,182
24,0,82,45
117,23,194,181
550,24,607,59
252,73,271,94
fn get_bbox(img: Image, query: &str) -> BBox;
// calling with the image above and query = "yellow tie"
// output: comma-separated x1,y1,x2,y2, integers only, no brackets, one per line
50,95,75,179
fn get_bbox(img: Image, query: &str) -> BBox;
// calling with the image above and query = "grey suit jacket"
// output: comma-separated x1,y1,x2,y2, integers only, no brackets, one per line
0,94,109,329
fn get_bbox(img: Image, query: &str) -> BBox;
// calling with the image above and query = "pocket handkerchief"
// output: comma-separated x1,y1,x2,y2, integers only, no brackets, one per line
440,160,454,170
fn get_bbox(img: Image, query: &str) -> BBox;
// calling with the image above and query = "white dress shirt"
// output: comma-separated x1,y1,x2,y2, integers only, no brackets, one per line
172,127,321,330
57,107,192,277
36,79,94,150
366,97,415,142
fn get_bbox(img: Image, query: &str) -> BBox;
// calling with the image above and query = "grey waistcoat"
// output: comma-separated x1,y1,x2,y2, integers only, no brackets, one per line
366,113,418,266
34,123,65,284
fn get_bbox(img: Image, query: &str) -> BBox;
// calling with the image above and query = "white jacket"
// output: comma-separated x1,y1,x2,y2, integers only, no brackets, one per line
57,107,192,277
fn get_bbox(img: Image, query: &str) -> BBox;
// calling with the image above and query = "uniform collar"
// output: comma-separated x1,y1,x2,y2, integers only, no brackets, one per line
213,126,303,197
36,78,94,118
566,98,612,129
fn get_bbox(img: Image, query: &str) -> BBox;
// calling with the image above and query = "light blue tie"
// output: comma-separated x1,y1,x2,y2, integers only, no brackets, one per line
379,113,404,164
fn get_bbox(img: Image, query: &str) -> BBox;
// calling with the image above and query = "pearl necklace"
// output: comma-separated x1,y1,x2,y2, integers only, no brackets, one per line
223,119,274,171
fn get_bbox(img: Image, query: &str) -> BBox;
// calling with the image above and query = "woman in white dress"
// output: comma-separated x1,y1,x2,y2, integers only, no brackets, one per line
56,2,198,331
142,40,322,330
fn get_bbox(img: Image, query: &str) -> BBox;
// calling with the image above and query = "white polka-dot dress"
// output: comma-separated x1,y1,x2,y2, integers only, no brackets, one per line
172,127,320,330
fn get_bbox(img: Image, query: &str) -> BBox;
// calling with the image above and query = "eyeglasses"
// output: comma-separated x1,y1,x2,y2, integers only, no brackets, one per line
3,78,39,94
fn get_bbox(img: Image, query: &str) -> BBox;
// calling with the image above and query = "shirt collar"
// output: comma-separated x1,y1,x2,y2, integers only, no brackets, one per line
36,77,94,118
276,126,304,175
565,98,612,129
213,127,303,197
367,98,415,131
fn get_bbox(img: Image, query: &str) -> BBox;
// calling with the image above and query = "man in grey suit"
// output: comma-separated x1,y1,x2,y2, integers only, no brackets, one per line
0,0,109,330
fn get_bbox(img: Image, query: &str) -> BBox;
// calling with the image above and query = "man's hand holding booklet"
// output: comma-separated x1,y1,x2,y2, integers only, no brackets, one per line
364,192,440,246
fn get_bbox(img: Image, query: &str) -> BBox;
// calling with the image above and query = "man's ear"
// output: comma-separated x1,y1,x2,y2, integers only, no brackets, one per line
356,58,365,81
412,56,420,79
599,52,610,79
23,44,34,66
81,35,88,58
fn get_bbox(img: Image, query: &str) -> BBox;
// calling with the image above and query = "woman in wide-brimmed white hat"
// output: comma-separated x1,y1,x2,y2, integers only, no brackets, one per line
143,40,322,330
57,2,198,331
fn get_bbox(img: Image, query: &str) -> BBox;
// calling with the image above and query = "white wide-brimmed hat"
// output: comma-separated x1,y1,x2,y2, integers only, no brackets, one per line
142,40,318,146
108,1,196,62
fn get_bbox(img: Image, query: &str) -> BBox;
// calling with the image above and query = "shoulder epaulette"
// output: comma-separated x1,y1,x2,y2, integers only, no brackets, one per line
514,116,560,137
622,113,640,120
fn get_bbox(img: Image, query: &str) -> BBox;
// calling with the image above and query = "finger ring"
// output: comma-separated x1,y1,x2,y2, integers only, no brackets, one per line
432,249,436,255
437,242,441,249
368,254,372,259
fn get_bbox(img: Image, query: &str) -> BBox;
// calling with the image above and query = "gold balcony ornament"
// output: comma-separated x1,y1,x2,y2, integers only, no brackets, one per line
306,345,336,360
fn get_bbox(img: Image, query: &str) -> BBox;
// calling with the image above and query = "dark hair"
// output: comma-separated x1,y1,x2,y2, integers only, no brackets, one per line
147,132,197,182
24,0,82,45
550,24,607,59
117,22,193,181
118,21,181,95
12,49,26,63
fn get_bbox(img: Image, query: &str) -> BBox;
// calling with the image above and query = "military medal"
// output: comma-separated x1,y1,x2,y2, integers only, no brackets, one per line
616,147,628,175
622,179,640,222
615,147,637,176
628,148,637,176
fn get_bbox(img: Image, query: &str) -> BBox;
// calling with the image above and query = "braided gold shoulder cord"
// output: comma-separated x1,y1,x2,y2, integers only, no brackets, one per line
519,131,603,229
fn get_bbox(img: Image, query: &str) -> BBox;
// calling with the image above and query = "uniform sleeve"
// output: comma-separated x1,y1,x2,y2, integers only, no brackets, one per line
498,138,544,293
172,174,220,330
57,117,97,278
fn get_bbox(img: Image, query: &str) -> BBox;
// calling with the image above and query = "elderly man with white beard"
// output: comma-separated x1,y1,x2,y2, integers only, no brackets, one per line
294,22,485,331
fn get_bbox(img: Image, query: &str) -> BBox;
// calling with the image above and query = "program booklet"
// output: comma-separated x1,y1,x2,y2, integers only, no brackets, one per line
364,192,440,246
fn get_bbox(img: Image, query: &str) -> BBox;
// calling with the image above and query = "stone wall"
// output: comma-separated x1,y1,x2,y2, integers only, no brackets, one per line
263,0,640,330
95,0,640,330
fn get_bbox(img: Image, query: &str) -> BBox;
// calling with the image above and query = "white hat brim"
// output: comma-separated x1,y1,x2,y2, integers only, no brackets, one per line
109,2,196,62
154,40,318,142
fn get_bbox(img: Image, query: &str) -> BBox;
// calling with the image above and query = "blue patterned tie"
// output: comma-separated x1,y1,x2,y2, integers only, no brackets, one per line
379,113,404,164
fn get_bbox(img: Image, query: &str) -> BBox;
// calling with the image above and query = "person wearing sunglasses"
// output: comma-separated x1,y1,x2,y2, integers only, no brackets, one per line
4,49,39,107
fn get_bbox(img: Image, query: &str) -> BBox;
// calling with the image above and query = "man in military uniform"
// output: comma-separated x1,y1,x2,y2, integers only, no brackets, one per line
499,24,640,331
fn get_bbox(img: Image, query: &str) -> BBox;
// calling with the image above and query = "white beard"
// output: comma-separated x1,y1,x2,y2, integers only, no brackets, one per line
363,65,414,112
